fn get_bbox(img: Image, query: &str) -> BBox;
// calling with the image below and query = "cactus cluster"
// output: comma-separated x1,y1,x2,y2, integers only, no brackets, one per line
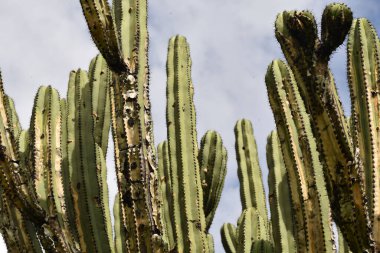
0,0,380,253
0,1,227,252
221,3,380,253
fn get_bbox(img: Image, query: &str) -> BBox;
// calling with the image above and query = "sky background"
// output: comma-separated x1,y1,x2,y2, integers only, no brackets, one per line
0,0,379,252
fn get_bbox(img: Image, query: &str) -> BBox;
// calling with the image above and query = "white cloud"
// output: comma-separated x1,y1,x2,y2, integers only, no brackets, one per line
0,0,377,252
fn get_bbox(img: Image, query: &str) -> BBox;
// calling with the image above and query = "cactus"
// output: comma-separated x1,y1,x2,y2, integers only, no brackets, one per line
221,120,274,253
266,59,334,252
270,3,380,251
199,130,227,231
235,119,268,221
266,131,297,253
2,1,380,252
157,35,227,252
80,0,162,251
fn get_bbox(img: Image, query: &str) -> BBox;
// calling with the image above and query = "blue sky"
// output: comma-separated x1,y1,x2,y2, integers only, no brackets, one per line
0,0,378,252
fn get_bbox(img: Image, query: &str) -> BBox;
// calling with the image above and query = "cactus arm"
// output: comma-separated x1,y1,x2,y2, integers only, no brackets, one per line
67,69,114,253
157,141,175,250
66,70,91,252
251,240,275,253
166,35,208,252
30,86,79,251
266,60,334,252
60,98,80,247
4,96,21,139
207,234,214,253
235,120,268,221
113,193,127,253
236,208,269,253
236,209,253,253
79,0,125,72
274,5,373,251
198,130,227,231
89,55,112,155
96,143,114,253
221,223,237,253
347,18,380,248
0,191,43,253
267,131,297,253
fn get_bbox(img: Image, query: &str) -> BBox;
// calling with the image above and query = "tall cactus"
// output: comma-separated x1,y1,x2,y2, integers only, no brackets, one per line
235,119,268,221
80,1,162,251
347,18,380,248
271,3,380,251
221,120,273,253
155,35,227,252
165,35,207,252
266,131,297,253
266,59,334,252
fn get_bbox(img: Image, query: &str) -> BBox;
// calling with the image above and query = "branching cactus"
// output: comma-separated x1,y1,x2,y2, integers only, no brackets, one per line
221,119,273,253
270,3,380,251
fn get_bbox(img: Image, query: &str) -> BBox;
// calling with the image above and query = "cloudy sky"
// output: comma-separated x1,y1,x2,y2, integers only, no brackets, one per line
0,0,379,252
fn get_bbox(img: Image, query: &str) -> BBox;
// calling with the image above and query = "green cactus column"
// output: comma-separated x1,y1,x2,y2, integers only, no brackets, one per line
198,130,227,231
157,141,175,250
347,18,380,249
165,35,209,253
66,67,114,253
267,131,297,253
266,60,334,252
274,4,373,251
80,1,162,252
235,119,268,221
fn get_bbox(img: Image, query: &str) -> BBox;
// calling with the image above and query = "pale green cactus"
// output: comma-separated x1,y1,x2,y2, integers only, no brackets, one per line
267,131,296,253
271,3,380,251
266,59,334,252
157,35,227,252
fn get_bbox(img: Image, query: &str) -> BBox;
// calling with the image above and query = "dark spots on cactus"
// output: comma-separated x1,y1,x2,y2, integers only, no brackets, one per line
128,118,134,127
40,134,45,139
76,183,80,190
131,162,137,170
123,192,133,207
129,7,133,14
